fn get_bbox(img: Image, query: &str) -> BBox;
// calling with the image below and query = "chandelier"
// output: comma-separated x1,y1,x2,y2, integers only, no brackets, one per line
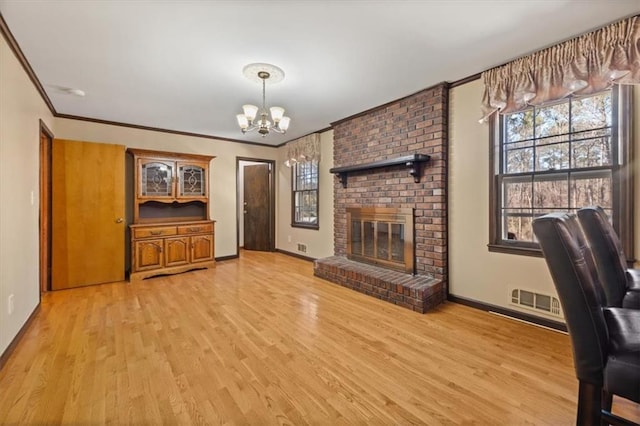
236,63,291,136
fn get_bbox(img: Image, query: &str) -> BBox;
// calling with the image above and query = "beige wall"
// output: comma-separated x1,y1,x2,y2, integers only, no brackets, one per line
276,130,334,259
448,79,640,321
0,36,55,354
55,118,280,259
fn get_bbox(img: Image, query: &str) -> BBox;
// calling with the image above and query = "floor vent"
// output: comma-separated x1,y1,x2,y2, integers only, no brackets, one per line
510,288,562,318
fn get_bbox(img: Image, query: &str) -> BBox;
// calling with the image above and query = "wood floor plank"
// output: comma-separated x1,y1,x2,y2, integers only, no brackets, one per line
0,250,638,424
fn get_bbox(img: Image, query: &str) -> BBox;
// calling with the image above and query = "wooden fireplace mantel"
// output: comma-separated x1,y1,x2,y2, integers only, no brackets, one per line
329,154,431,187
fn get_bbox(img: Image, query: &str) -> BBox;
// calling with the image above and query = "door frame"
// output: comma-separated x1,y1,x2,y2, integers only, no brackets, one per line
236,157,276,255
39,120,53,294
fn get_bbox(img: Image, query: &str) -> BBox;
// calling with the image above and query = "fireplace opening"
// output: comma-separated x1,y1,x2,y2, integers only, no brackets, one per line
347,207,415,274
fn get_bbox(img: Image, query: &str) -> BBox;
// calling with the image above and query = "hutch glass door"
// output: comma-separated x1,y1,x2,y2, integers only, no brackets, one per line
140,161,173,197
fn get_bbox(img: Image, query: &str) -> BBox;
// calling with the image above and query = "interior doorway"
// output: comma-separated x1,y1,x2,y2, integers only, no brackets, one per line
39,120,53,294
237,158,275,253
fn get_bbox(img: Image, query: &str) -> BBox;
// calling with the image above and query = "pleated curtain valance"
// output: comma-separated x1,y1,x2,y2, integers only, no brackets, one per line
481,15,640,121
284,133,321,167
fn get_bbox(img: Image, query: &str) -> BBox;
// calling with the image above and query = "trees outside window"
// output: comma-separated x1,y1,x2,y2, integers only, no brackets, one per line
489,86,634,257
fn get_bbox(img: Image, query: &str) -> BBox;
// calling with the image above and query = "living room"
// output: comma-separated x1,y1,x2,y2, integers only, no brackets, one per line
1,2,639,424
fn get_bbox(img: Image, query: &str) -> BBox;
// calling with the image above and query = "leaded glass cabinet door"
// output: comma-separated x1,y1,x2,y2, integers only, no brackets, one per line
139,160,174,198
177,162,207,198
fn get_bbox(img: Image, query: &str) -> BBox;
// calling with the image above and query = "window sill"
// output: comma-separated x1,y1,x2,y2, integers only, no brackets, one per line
291,223,319,230
487,243,543,258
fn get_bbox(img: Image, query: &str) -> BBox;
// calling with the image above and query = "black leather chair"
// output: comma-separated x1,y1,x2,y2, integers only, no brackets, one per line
532,212,640,426
577,206,640,309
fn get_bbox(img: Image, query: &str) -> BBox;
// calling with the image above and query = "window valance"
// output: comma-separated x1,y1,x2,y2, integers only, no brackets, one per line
284,133,321,167
481,15,640,121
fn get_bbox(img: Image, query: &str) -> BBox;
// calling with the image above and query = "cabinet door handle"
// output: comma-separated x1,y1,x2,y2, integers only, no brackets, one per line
115,217,124,223
187,227,201,233
150,230,163,235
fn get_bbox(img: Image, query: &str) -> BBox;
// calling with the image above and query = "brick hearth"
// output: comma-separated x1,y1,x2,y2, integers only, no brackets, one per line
315,82,449,313
315,257,444,313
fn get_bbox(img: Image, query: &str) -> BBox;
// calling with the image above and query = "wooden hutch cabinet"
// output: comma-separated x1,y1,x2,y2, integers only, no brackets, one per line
128,148,216,280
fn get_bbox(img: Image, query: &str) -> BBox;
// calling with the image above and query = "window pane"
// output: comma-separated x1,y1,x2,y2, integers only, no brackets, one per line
535,140,569,171
505,110,534,142
533,173,569,209
572,92,611,131
535,102,569,138
502,208,533,242
572,130,612,168
505,144,534,173
502,177,532,209
570,170,612,209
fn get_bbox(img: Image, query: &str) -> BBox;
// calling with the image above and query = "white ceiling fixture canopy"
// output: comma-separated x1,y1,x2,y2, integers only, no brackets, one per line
236,63,291,137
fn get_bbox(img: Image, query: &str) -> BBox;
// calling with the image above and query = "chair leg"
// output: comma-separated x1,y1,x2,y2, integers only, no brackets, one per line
578,381,602,426
601,390,613,426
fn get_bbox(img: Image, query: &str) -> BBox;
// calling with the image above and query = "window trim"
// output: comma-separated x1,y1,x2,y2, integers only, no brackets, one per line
488,85,634,260
291,160,320,230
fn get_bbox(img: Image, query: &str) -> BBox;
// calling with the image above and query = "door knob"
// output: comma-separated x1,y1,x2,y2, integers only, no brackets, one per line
115,218,124,223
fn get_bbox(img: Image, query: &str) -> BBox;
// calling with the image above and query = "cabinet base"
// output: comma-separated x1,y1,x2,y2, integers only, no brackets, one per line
129,260,216,281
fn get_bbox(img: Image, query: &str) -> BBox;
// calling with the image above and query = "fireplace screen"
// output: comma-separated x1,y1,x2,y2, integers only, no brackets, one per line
347,207,414,274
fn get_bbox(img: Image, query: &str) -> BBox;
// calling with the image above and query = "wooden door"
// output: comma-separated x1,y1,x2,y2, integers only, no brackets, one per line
243,164,271,251
39,122,53,293
52,139,125,289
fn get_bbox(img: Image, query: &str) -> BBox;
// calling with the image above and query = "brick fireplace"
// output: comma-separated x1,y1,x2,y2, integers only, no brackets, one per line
314,83,448,313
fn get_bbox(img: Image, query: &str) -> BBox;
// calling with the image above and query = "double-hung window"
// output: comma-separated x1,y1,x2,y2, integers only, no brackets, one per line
489,86,633,257
292,160,319,229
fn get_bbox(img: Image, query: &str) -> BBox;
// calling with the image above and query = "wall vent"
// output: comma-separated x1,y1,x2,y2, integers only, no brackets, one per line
297,243,307,253
510,288,563,318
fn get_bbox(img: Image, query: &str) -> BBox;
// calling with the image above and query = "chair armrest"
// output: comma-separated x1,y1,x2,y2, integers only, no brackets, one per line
626,268,640,291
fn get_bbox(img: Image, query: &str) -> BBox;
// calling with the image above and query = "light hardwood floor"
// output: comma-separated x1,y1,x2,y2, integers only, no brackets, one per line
0,251,637,424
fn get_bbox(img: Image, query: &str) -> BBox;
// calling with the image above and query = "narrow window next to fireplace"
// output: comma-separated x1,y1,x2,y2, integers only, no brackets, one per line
347,207,415,274
292,160,319,229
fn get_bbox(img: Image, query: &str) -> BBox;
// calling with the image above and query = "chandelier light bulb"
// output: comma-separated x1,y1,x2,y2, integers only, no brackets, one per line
236,114,249,129
242,104,259,122
270,106,285,122
279,116,291,131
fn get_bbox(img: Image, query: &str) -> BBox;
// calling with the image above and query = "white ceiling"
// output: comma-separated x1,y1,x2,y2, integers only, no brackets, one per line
1,1,639,146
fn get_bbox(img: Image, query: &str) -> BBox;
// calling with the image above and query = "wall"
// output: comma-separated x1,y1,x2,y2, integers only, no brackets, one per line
332,85,448,281
276,130,334,259
448,79,640,321
0,35,55,354
54,119,279,259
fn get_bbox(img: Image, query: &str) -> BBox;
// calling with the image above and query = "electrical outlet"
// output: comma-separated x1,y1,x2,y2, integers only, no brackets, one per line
8,294,14,316
287,235,292,243
30,190,35,206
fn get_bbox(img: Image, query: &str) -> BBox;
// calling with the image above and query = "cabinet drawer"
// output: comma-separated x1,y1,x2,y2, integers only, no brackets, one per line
178,223,214,235
133,226,177,239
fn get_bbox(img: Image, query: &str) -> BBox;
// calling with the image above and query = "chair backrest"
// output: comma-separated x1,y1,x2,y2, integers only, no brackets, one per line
532,212,608,385
577,206,628,307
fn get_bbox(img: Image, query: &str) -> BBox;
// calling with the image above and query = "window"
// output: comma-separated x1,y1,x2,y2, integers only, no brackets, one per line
292,160,319,229
489,86,634,257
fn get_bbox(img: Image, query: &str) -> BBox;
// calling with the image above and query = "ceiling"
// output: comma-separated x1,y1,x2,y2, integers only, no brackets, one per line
1,1,639,146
